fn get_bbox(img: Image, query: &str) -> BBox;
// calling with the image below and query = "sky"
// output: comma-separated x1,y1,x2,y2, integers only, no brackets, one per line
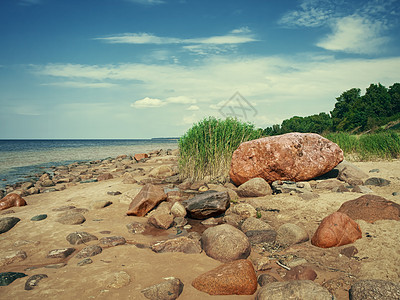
0,0,399,139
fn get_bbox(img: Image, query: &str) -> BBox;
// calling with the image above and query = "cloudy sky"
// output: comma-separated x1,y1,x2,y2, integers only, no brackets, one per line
1,0,399,139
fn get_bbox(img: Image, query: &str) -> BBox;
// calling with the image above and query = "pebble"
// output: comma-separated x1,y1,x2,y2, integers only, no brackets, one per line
77,258,93,266
31,214,47,221
99,236,126,247
107,191,121,196
0,250,27,267
75,245,103,259
257,274,278,286
141,277,184,300
106,271,131,289
47,248,76,259
126,222,145,234
24,274,48,290
56,212,86,225
91,200,112,209
66,231,98,245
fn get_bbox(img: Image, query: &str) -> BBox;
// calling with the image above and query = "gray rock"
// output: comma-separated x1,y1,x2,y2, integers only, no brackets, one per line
338,163,369,186
47,248,75,258
0,217,20,234
31,214,47,221
364,177,391,187
99,236,126,247
141,277,184,300
126,222,145,234
256,280,333,300
56,212,86,225
182,190,230,219
151,236,202,254
272,180,311,194
0,272,27,286
66,232,98,245
315,179,345,190
349,279,400,300
241,217,273,233
231,203,257,218
369,169,380,173
276,223,309,246
91,200,112,209
77,258,93,266
75,245,102,259
257,274,278,286
245,230,277,244
24,274,48,290
352,185,373,194
201,224,250,262
237,178,273,197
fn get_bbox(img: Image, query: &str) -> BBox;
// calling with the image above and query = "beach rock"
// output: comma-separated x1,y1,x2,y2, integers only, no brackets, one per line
148,213,174,229
192,259,257,295
245,230,277,244
97,173,113,181
40,179,55,187
0,217,20,234
0,250,27,267
31,214,47,221
170,201,186,217
223,214,243,228
126,184,167,217
141,277,184,300
0,193,27,211
337,194,400,223
191,180,208,190
231,203,257,218
24,274,48,290
315,179,344,190
0,272,27,286
75,245,102,259
349,279,400,300
351,185,373,194
230,133,343,185
340,246,359,258
256,280,333,300
182,191,230,219
91,200,112,209
66,232,98,245
21,182,34,190
106,271,131,289
364,177,391,186
201,224,251,262
126,222,145,234
276,223,309,246
257,274,279,286
271,180,312,194
311,212,362,248
107,190,121,196
122,172,138,184
77,258,93,266
283,265,317,281
149,165,176,178
47,248,75,259
134,153,149,162
240,217,273,233
151,236,202,254
237,177,272,197
56,212,86,225
99,236,126,247
338,164,369,185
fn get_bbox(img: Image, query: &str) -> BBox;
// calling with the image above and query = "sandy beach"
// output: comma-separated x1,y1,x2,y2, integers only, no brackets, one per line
1,152,399,300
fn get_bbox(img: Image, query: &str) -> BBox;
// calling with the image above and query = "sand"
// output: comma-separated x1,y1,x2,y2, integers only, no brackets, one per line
0,157,399,299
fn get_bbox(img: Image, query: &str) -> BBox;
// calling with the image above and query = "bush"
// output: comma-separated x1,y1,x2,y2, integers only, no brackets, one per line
178,117,264,182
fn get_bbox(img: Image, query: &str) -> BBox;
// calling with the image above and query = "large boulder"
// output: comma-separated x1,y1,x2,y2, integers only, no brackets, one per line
230,133,343,185
182,191,230,220
201,224,250,262
311,212,362,248
192,259,257,295
0,194,27,211
337,194,400,223
126,184,167,217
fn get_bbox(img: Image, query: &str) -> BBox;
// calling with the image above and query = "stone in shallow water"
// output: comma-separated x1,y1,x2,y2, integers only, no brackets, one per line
31,214,47,221
24,274,48,290
0,272,27,286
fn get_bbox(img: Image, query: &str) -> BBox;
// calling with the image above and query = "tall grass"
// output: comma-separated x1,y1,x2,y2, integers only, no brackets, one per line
325,131,400,160
179,117,264,182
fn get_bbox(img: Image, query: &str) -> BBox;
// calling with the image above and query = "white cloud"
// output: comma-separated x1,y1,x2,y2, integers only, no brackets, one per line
316,15,390,54
166,96,197,104
186,105,200,111
42,81,117,88
131,97,165,108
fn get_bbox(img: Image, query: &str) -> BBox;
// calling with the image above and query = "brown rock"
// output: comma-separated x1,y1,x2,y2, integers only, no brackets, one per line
126,184,167,217
148,213,174,229
122,172,138,184
97,173,113,181
337,194,400,223
192,259,257,295
47,248,76,258
237,178,272,197
340,246,358,258
0,250,27,267
151,236,202,254
283,265,317,281
0,193,27,211
311,212,362,248
230,133,343,185
99,236,126,247
134,153,149,161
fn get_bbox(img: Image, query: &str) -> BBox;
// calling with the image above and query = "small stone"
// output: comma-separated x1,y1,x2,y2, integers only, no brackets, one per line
174,216,187,227
0,272,27,286
107,191,121,196
126,222,145,234
31,214,47,221
44,263,66,269
24,274,48,290
107,271,131,289
170,202,186,218
151,236,202,254
276,223,309,246
364,177,391,186
241,217,273,233
141,277,184,300
56,212,86,225
0,250,27,267
351,185,373,194
0,217,20,234
75,245,102,259
257,274,278,286
201,217,219,226
47,248,75,258
340,246,359,258
183,190,230,219
393,192,400,196
91,200,112,209
66,232,98,245
99,236,126,247
237,178,273,197
77,258,93,266
349,279,400,300
283,265,317,281
369,168,380,173
245,230,277,244
231,203,257,218
97,173,113,181
255,257,271,271
148,213,174,230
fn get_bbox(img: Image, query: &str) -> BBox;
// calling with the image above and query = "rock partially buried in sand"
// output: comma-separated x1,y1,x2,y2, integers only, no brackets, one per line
230,133,343,185
0,217,20,234
126,184,167,217
24,274,48,290
56,212,86,225
0,193,27,211
75,245,102,259
141,277,184,300
311,212,362,248
66,232,98,245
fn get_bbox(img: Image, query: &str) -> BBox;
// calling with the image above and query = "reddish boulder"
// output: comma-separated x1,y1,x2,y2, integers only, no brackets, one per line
0,194,27,211
337,195,400,223
126,184,167,216
134,153,149,162
192,259,257,295
230,133,343,185
311,212,362,248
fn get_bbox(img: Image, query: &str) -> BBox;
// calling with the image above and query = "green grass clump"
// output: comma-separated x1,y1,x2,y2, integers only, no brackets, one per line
325,131,400,160
179,117,264,182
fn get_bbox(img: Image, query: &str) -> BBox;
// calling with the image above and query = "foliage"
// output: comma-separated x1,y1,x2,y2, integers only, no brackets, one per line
178,117,264,181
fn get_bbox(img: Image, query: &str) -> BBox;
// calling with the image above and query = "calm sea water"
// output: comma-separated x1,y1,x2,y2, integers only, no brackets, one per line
0,139,178,189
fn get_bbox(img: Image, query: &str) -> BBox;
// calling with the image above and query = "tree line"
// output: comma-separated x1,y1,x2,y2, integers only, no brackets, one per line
263,82,400,135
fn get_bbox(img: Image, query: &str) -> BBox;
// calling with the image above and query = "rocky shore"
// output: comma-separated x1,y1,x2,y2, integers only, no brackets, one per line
1,148,400,299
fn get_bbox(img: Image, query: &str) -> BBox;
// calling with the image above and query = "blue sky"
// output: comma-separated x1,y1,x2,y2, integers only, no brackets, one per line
1,0,399,139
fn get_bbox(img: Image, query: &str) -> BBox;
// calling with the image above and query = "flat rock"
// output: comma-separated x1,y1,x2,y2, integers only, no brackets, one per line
141,277,184,300
0,272,27,286
126,184,167,217
151,236,202,254
245,230,277,244
75,245,102,259
283,265,317,281
106,271,131,289
31,214,47,221
91,200,112,209
99,236,126,247
77,258,93,266
230,133,343,185
0,250,27,267
237,178,272,197
349,279,400,300
24,274,48,290
338,163,369,185
0,217,20,234
192,259,257,295
66,232,98,245
201,224,251,262
256,280,333,300
47,247,75,258
276,223,309,246
241,217,273,233
364,177,391,186
311,212,362,248
56,212,86,225
97,173,113,181
182,190,230,220
126,222,145,234
337,194,400,223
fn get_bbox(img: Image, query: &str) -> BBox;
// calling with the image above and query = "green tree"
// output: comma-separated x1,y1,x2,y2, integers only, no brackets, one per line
389,83,400,113
330,88,361,131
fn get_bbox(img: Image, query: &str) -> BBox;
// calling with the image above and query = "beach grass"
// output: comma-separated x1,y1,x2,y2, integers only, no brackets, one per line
325,131,400,160
178,117,264,182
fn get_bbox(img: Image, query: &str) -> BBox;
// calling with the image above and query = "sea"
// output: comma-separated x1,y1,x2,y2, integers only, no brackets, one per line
0,139,178,189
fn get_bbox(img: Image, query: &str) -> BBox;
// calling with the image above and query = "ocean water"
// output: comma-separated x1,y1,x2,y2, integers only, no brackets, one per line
0,139,178,189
